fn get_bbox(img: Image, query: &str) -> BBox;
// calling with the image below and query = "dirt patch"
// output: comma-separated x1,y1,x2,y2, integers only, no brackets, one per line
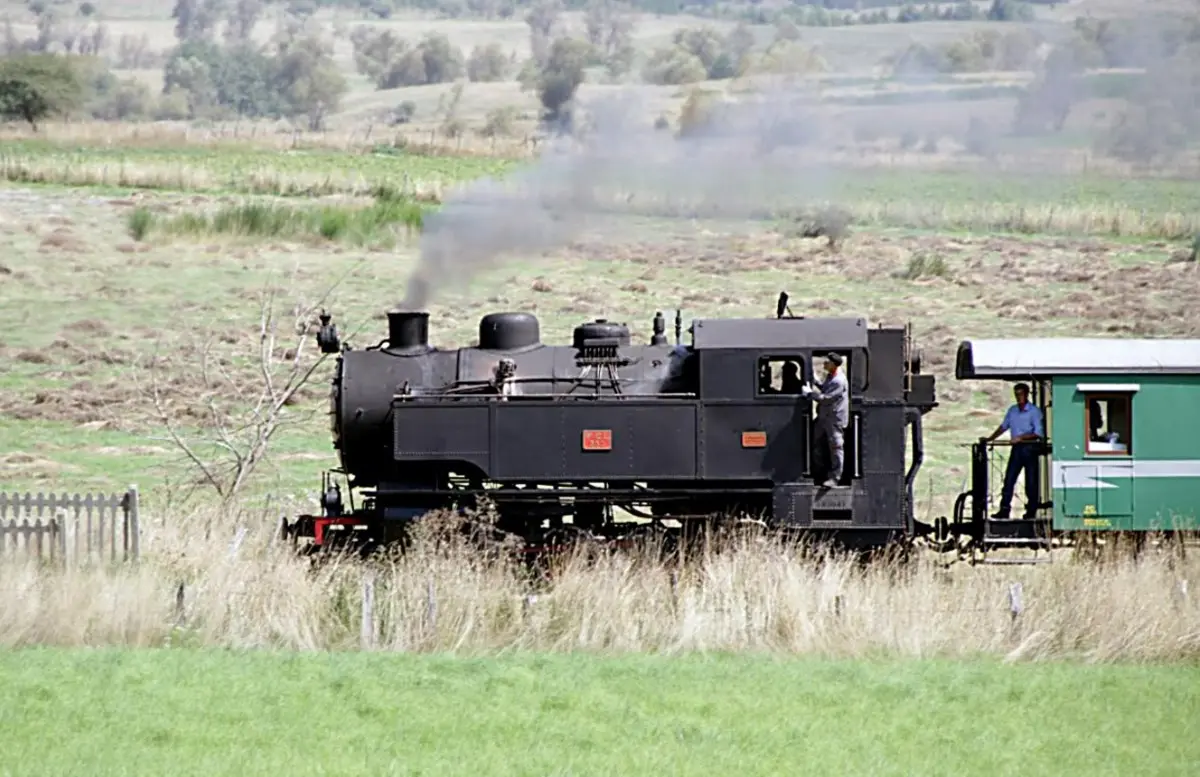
91,445,171,456
115,242,153,254
63,319,111,336
38,228,88,253
0,451,71,479
15,350,52,364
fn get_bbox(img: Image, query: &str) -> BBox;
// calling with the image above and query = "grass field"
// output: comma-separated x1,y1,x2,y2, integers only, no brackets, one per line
1,648,1198,777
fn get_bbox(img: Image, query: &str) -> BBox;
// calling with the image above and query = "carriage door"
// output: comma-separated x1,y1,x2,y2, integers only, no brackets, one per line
1035,379,1052,514
1066,384,1137,526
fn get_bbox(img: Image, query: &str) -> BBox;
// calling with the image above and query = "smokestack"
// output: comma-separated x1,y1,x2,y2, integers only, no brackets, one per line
386,310,430,352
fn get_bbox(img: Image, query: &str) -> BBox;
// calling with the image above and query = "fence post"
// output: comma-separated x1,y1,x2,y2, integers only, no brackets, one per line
126,484,140,561
1008,582,1024,641
426,578,437,643
361,572,375,651
56,513,66,567
175,581,186,627
228,526,247,560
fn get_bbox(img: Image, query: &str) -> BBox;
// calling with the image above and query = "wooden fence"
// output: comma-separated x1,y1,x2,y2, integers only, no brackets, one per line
0,486,140,564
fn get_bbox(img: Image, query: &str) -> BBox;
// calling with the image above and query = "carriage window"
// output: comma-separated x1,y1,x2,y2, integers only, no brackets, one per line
1085,393,1133,456
757,357,806,395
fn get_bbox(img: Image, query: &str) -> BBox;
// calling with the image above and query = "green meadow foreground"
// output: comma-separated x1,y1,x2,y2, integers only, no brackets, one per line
1,648,1198,777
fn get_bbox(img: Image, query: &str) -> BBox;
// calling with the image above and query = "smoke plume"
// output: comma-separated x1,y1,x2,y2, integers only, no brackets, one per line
400,83,840,310
400,8,1200,311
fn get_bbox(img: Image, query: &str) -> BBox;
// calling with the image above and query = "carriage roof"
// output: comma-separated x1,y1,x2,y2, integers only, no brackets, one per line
955,338,1200,379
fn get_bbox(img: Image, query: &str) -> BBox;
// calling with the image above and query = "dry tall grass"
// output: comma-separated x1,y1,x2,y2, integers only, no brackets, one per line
0,156,451,201
2,505,1196,662
0,120,538,158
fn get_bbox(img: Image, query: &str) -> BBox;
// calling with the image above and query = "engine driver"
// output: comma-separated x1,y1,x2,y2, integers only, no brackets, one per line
803,353,849,488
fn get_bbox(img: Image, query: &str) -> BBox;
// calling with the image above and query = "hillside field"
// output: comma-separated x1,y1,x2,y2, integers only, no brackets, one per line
1,165,1197,517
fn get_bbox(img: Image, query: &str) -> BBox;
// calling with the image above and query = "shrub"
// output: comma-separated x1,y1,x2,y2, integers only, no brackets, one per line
642,46,707,86
784,205,852,251
467,42,509,82
895,252,950,280
0,53,85,129
127,207,154,241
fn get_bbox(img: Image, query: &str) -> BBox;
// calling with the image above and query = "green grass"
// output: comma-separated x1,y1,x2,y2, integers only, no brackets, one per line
818,167,1200,214
0,141,517,196
0,648,1197,777
128,196,427,246
3,138,1200,214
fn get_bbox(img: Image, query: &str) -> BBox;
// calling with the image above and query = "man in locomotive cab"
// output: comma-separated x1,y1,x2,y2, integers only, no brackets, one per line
803,353,849,488
984,382,1044,520
780,361,804,394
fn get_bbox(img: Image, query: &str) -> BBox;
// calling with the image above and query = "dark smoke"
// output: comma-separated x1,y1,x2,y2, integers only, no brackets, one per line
400,84,840,310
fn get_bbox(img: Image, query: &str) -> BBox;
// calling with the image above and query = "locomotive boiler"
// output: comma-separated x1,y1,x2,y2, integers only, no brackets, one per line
285,293,938,553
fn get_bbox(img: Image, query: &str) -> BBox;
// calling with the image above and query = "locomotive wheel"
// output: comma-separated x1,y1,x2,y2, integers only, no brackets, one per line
927,516,956,554
526,524,605,578
619,522,680,565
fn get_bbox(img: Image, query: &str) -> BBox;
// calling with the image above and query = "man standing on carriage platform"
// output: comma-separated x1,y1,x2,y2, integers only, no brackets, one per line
984,382,1045,519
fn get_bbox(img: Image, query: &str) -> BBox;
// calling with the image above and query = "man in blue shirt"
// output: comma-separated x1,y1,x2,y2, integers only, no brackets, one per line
984,382,1045,519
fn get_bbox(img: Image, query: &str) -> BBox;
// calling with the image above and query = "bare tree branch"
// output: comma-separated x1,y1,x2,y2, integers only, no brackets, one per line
132,272,349,508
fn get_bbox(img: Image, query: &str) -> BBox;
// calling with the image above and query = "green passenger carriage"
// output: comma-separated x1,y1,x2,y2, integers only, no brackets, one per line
949,337,1200,560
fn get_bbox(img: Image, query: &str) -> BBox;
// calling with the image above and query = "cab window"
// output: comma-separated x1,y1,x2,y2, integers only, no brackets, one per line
1084,393,1133,456
757,357,807,395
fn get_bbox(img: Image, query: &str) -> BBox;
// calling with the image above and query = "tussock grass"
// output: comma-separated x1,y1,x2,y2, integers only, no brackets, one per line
2,505,1196,661
895,251,950,279
127,197,425,245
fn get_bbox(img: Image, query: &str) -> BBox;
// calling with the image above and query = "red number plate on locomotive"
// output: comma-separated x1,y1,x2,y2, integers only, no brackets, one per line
582,429,613,451
741,431,767,448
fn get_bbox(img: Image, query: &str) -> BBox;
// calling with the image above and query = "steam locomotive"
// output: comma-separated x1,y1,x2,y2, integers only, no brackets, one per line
281,292,941,554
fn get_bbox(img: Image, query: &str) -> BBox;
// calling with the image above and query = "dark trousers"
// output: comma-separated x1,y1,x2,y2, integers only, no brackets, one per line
997,443,1040,518
813,423,845,484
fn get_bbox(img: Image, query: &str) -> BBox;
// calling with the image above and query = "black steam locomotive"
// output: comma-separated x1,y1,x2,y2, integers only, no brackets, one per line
282,293,938,553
